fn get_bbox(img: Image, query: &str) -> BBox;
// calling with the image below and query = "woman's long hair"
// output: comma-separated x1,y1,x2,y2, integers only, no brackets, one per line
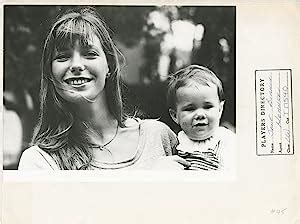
31,7,126,169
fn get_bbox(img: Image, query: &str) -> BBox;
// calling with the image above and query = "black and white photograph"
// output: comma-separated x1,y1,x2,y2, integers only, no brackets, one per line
3,5,236,171
2,2,299,224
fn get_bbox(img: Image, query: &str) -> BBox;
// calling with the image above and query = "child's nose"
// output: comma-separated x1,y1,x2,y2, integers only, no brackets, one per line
70,52,85,73
194,109,206,119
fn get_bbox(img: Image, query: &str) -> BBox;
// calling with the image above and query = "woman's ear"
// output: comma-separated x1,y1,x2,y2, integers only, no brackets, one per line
106,65,110,78
169,108,178,124
105,63,110,77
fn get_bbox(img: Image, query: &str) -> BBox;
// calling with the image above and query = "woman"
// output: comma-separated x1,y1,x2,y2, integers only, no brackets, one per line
18,7,189,170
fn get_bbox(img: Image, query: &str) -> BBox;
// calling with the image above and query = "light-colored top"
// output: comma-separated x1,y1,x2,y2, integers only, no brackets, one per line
18,119,178,170
177,127,236,171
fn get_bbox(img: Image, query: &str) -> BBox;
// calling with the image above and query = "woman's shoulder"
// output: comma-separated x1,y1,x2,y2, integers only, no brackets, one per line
137,118,171,130
141,118,177,141
125,117,177,142
18,145,59,170
125,117,171,130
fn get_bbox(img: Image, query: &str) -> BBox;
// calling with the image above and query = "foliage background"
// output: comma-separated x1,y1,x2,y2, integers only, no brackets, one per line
3,5,236,169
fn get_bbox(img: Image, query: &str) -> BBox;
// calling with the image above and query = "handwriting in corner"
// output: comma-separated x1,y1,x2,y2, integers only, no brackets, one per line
270,208,287,215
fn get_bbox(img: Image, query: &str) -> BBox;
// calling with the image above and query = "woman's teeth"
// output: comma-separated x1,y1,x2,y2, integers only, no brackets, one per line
70,79,87,85
65,78,91,85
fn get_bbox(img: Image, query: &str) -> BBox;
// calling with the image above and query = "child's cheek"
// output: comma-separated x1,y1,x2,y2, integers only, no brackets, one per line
181,121,190,129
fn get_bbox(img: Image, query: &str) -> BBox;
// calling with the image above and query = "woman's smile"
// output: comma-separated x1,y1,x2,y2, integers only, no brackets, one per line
63,77,93,87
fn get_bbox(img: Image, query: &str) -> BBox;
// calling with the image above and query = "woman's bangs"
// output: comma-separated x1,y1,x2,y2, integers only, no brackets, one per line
54,19,95,50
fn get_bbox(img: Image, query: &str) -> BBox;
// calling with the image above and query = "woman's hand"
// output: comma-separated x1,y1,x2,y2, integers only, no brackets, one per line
152,155,191,170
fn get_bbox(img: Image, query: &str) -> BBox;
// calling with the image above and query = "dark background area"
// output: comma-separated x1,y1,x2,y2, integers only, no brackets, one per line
3,5,236,169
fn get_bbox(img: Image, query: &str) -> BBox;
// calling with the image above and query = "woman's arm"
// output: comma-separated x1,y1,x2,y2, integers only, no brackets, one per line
153,120,190,170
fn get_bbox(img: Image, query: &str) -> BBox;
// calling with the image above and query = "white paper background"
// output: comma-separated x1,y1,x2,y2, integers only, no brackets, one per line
1,1,300,224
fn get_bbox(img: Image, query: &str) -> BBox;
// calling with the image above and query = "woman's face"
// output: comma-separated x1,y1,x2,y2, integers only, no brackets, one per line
51,33,109,103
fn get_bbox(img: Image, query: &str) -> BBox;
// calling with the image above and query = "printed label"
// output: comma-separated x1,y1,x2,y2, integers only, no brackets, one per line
255,69,294,155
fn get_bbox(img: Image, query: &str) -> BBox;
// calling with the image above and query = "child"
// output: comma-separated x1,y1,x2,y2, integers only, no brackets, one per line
167,65,236,171
18,7,183,170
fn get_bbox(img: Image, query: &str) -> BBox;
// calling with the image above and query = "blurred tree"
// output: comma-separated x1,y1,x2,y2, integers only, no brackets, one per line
97,6,154,47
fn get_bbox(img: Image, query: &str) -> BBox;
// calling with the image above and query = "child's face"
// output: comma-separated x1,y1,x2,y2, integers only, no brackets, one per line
170,81,224,140
51,33,109,103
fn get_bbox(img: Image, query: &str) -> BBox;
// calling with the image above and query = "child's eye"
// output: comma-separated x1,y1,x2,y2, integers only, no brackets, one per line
183,107,194,111
204,105,214,109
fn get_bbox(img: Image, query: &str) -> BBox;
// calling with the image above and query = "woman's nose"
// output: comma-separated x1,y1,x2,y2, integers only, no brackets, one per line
70,53,85,73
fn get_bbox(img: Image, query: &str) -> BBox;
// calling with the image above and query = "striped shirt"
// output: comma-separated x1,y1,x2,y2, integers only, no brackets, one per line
177,127,235,171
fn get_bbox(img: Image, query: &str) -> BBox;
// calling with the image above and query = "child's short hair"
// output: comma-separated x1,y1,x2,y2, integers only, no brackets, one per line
167,65,225,110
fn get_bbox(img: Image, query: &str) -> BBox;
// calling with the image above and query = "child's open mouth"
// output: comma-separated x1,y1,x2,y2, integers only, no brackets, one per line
64,77,93,86
193,123,208,127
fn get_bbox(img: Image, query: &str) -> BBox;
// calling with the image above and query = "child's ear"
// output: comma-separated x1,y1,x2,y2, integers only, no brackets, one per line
169,108,178,124
219,100,225,118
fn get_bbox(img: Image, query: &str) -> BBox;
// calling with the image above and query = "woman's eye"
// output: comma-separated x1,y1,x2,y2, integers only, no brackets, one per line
84,51,98,59
54,53,69,62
